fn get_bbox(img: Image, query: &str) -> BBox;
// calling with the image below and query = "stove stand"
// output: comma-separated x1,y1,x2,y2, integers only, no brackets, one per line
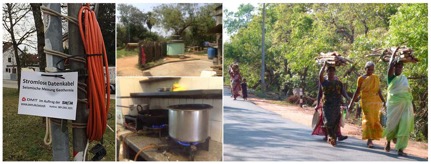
166,137,210,161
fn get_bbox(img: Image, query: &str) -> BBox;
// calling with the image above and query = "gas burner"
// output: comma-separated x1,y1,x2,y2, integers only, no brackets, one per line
166,137,210,161
176,141,199,147
149,124,168,129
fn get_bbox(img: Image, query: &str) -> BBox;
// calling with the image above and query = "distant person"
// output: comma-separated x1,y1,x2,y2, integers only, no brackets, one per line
299,95,304,108
384,47,414,156
230,64,242,100
348,61,386,148
241,78,248,100
316,61,349,146
229,64,234,97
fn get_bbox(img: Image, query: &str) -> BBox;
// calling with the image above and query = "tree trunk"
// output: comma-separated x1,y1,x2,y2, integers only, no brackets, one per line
300,66,308,93
6,3,22,91
31,3,46,72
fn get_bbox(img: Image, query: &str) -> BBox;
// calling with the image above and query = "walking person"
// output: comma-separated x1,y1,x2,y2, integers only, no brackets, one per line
313,78,350,142
384,47,414,156
230,64,242,100
318,61,348,146
241,78,248,100
228,64,234,97
348,61,386,148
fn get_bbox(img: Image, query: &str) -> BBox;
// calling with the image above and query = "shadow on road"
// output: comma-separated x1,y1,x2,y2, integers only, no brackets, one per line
223,93,427,161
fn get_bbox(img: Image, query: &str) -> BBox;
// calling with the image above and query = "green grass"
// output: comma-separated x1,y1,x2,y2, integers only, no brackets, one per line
3,88,115,161
117,48,139,58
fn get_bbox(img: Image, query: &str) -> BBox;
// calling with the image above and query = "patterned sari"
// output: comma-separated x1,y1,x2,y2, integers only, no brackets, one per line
384,75,414,150
231,72,242,99
321,80,343,140
358,74,383,140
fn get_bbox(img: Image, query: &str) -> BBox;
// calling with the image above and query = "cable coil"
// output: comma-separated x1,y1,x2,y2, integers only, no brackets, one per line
78,4,110,141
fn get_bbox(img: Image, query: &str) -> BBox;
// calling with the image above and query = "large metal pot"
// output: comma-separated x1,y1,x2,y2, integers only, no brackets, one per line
168,104,212,143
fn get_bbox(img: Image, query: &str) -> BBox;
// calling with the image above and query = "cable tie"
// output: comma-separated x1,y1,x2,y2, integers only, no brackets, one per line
41,74,65,79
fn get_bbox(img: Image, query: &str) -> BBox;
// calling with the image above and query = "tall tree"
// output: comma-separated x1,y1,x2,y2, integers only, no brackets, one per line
30,3,46,72
3,3,36,90
145,11,156,32
97,3,116,66
224,3,255,35
117,4,147,43
183,3,217,46
154,3,199,37
117,4,159,44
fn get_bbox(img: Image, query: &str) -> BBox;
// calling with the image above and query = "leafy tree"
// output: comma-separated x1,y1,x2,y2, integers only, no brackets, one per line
97,3,116,66
3,3,36,90
183,4,217,46
153,3,199,37
117,4,155,44
224,3,428,140
224,3,255,35
145,11,156,32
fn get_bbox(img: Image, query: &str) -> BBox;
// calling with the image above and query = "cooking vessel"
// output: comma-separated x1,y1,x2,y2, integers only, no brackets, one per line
168,104,212,143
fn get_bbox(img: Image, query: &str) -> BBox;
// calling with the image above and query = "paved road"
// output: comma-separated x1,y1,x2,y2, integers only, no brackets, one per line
3,80,115,99
144,60,213,76
223,88,426,161
3,79,17,89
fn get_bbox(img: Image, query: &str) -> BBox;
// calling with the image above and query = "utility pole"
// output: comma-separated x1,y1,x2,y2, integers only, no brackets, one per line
44,3,69,161
69,4,88,161
261,3,266,93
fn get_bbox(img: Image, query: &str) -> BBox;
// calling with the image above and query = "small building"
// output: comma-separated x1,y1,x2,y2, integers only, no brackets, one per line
3,42,19,80
3,42,40,80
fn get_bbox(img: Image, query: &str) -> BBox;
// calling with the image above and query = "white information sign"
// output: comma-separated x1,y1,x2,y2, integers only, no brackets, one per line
18,71,78,120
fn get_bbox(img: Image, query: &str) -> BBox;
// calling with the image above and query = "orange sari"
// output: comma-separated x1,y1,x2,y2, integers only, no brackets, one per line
358,74,383,140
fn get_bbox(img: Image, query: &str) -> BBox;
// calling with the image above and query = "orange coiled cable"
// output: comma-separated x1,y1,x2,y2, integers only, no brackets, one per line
78,4,110,141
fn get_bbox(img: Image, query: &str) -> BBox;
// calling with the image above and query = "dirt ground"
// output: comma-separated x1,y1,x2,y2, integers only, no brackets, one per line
246,94,428,159
117,53,213,76
116,55,142,76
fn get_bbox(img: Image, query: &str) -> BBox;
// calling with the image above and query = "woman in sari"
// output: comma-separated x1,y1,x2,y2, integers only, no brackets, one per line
348,61,386,148
313,77,350,142
318,61,348,146
230,64,242,100
384,47,414,156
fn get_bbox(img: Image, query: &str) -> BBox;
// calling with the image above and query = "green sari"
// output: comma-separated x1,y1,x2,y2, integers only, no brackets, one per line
384,75,414,150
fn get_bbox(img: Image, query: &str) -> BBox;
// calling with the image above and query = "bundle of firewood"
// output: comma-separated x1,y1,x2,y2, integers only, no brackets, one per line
315,52,352,66
367,46,419,63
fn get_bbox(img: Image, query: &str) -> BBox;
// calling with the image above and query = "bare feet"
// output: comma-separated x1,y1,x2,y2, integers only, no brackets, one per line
384,141,391,152
328,137,336,147
398,149,407,156
367,139,374,148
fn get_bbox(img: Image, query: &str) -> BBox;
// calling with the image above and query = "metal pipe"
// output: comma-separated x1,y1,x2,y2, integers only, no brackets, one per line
44,3,69,161
68,3,88,161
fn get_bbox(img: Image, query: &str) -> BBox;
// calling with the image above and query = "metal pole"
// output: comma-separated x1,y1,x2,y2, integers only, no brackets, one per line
261,3,266,93
68,4,88,161
44,3,69,161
